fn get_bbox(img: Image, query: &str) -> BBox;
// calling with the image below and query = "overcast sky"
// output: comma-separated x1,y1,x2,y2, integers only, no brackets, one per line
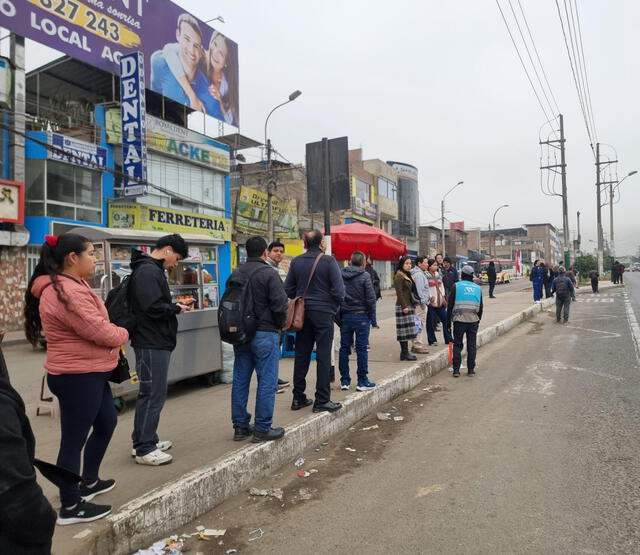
7,0,640,255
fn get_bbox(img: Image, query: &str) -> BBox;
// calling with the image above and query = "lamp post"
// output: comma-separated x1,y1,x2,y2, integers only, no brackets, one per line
440,180,464,257
264,90,302,242
492,204,509,258
609,170,637,256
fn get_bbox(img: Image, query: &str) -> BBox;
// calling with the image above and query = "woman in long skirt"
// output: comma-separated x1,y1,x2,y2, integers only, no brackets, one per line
394,256,418,361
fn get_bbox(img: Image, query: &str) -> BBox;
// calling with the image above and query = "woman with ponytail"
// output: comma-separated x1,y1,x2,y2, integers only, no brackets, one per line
24,234,129,525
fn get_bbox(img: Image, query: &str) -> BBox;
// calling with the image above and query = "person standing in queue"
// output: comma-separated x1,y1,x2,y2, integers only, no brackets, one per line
409,256,431,354
487,261,497,299
394,256,418,361
24,234,129,525
530,260,545,303
588,268,599,293
446,265,483,377
284,230,345,413
265,240,290,393
338,251,378,391
441,256,459,298
129,234,192,466
231,236,289,442
425,258,453,346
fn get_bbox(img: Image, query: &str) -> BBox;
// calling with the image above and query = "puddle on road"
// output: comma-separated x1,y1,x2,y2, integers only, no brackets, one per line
149,382,448,554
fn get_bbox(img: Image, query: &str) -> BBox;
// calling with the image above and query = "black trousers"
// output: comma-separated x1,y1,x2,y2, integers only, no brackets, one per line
488,281,496,297
591,278,599,293
452,321,479,372
293,310,334,404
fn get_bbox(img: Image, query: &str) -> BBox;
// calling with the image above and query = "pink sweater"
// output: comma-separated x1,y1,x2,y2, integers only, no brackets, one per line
31,274,129,374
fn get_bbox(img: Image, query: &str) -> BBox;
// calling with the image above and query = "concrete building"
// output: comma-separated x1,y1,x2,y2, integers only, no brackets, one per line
418,225,441,258
387,161,419,256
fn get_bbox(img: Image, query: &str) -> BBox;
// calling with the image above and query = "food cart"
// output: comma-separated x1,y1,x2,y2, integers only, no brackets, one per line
69,225,223,407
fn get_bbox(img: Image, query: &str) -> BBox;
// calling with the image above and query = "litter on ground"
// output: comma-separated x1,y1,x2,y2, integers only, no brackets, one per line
248,528,264,542
297,471,311,478
376,412,391,421
345,447,357,452
294,457,305,467
249,487,283,501
393,416,405,421
361,424,379,431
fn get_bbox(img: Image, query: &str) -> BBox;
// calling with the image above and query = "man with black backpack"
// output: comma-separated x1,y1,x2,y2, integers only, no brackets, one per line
551,266,576,324
129,234,191,466
223,236,288,442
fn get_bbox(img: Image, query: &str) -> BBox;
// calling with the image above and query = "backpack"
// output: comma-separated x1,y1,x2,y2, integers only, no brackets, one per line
105,274,137,334
554,276,570,299
218,266,270,345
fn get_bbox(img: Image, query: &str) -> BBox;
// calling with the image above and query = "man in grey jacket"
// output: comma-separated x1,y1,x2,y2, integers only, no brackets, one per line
410,256,430,354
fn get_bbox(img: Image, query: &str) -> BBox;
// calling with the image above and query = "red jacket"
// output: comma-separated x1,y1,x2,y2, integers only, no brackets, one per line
31,274,129,374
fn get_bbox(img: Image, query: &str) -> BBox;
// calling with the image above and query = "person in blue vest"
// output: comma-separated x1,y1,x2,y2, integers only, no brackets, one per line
446,265,483,377
529,259,545,303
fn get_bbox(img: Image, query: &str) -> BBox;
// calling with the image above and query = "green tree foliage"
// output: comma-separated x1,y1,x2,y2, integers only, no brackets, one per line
574,254,598,278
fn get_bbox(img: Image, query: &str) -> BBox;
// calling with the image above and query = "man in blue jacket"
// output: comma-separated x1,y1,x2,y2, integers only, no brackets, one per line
284,230,345,413
338,251,378,392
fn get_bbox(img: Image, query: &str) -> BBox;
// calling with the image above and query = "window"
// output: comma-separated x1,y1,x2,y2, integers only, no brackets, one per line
354,177,370,201
429,232,439,249
26,160,102,223
377,176,397,201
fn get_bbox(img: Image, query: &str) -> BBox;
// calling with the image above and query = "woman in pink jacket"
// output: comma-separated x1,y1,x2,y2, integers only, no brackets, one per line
24,234,129,526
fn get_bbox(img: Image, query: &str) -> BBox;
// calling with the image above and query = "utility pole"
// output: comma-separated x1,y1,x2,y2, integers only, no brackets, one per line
440,200,445,257
265,139,275,242
609,180,615,256
539,114,570,266
322,137,332,255
10,34,26,185
595,142,618,275
576,211,581,254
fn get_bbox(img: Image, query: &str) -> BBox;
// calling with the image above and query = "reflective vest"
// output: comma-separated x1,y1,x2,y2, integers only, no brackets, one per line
452,280,482,322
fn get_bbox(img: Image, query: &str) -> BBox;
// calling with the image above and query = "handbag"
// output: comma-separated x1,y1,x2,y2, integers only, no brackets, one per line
282,253,324,332
109,347,130,384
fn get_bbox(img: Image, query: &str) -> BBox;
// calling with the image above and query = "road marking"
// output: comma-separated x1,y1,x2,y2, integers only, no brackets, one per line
622,291,640,365
564,324,621,339
575,298,615,303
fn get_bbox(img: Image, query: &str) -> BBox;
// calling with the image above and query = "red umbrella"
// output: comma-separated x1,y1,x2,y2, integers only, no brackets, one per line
323,222,408,261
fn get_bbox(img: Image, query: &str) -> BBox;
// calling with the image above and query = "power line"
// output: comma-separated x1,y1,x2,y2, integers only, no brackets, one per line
496,0,559,137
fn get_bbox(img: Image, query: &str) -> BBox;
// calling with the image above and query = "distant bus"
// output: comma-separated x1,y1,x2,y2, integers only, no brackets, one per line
478,259,514,284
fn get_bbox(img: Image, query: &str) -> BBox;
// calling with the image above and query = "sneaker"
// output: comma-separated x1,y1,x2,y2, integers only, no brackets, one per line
80,479,116,502
278,378,290,388
340,383,350,391
453,371,460,377
131,440,172,457
356,381,376,391
57,500,111,526
135,448,173,466
467,370,476,376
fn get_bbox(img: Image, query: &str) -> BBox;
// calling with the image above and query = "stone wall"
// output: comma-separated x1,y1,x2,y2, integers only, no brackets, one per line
0,246,27,331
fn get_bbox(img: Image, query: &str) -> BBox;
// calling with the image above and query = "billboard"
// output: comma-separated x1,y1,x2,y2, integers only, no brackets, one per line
450,221,465,231
49,132,107,168
235,186,298,239
306,136,350,213
0,179,24,224
2,1,239,125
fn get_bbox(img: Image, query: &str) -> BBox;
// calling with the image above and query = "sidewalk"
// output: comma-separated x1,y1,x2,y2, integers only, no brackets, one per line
7,284,611,554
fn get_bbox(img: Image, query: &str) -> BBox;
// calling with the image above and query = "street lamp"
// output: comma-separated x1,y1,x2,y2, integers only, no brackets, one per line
263,90,302,241
441,180,464,257
492,204,509,258
608,170,637,255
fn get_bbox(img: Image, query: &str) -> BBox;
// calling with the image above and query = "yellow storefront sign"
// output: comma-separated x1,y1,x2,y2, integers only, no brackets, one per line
109,203,231,242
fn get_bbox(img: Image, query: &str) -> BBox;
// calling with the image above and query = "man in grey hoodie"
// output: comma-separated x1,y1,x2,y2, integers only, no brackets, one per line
410,256,430,354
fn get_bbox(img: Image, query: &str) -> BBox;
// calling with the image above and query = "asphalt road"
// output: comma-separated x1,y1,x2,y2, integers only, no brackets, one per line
164,275,640,554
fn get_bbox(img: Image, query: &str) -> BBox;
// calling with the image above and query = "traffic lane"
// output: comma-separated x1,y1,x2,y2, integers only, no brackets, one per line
166,292,640,554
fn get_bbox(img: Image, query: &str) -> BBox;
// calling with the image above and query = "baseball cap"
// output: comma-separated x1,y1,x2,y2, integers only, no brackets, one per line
461,265,475,276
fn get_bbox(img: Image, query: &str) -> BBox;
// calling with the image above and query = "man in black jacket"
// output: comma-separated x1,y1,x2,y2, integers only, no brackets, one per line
442,257,459,297
130,234,192,466
0,341,56,553
231,236,289,442
284,230,345,413
339,251,378,391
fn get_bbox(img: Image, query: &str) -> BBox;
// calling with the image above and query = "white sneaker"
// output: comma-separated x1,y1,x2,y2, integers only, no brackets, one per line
131,440,172,457
135,448,173,466
340,384,350,391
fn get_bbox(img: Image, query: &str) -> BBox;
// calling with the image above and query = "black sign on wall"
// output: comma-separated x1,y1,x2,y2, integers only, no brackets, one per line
306,136,350,213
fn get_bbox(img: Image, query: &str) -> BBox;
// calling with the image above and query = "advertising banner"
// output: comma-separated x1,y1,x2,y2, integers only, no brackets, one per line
450,221,465,231
0,179,25,223
109,202,231,242
2,0,239,125
105,108,229,172
49,132,107,169
120,51,147,197
235,186,298,239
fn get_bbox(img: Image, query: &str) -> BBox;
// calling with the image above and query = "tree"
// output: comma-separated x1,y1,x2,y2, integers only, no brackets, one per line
574,254,598,278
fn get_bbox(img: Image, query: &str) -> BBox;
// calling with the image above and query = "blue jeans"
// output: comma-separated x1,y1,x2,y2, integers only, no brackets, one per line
338,313,371,385
231,331,280,433
427,305,453,344
533,279,543,301
132,348,171,457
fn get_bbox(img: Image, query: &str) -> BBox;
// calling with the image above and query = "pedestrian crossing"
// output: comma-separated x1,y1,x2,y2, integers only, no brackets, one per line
574,293,618,303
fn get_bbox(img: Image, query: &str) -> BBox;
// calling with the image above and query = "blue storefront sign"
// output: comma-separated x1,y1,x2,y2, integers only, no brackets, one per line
49,133,107,169
120,51,147,197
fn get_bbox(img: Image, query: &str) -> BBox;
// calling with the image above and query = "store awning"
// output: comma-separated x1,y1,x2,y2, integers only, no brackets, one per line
68,226,223,245
322,222,407,261
214,133,262,151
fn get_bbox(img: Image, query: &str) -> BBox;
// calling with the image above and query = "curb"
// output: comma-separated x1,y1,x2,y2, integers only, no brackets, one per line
80,295,557,554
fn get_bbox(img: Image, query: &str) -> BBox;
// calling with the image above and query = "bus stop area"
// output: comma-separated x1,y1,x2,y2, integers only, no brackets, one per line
3,283,606,554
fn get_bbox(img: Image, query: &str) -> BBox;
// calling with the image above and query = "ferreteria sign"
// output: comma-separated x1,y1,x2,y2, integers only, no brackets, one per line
105,108,229,173
109,202,231,242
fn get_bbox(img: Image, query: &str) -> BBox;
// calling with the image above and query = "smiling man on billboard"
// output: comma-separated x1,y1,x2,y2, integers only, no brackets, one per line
150,13,222,119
